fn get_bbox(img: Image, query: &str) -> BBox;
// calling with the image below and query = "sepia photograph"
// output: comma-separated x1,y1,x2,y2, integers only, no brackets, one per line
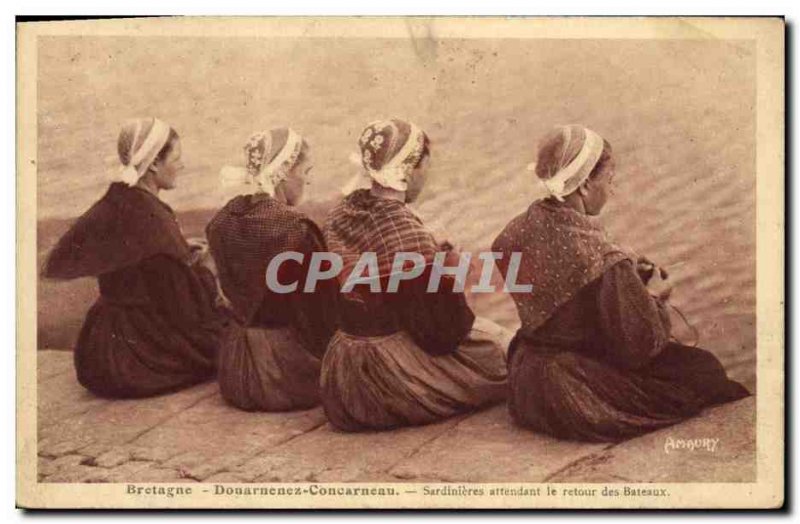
16,16,784,509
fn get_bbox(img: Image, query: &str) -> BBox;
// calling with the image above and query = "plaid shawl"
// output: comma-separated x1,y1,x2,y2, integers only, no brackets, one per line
206,194,319,322
492,200,631,331
43,183,190,279
324,189,438,281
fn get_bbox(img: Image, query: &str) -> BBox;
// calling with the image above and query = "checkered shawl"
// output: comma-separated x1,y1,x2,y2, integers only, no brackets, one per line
206,194,319,322
324,189,438,281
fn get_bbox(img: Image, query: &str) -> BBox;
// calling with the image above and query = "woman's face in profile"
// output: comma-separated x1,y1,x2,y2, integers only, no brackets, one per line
583,156,615,215
283,150,313,206
151,138,184,191
405,154,430,203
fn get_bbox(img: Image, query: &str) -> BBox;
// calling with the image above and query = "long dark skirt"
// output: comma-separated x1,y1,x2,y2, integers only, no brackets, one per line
217,323,322,412
320,317,510,432
74,301,217,398
508,342,750,442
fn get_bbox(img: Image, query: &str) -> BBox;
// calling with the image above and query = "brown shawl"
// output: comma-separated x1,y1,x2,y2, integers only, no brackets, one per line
492,200,631,331
42,183,191,280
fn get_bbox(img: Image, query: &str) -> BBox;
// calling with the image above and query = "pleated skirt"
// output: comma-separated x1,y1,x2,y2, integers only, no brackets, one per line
320,317,510,431
217,322,322,412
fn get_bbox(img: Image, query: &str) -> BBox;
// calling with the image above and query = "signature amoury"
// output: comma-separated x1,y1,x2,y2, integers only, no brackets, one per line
663,436,720,454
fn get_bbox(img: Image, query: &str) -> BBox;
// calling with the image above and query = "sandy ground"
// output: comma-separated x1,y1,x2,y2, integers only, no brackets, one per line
36,36,756,389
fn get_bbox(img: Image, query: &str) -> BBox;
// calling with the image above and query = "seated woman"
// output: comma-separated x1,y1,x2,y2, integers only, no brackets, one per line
42,117,226,398
207,128,338,411
492,124,750,442
321,119,509,432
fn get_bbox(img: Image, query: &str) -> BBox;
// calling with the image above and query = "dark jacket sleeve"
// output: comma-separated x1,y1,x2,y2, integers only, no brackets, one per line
138,254,226,347
596,259,672,370
392,262,476,356
283,220,340,358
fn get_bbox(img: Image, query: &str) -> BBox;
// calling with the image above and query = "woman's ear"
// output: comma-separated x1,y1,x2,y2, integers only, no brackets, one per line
577,180,590,196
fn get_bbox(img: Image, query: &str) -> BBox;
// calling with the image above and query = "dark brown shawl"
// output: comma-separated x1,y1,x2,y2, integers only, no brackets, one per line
42,183,191,280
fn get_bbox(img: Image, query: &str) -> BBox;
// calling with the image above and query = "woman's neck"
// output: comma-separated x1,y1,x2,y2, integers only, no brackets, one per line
135,176,160,197
370,183,406,203
272,186,289,205
562,192,586,214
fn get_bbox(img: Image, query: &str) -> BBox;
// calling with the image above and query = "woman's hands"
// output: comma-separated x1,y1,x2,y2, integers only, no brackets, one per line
646,267,673,301
186,237,210,266
637,256,673,301
186,237,233,310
